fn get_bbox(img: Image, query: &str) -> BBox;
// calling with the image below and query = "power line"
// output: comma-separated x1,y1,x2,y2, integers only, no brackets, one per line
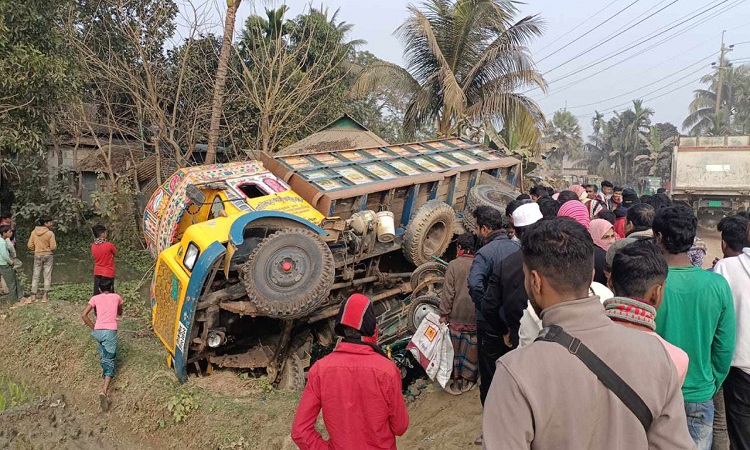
525,0,739,95
567,54,717,109
534,0,620,54
540,2,741,98
543,0,732,84
575,76,704,119
541,0,680,72
535,0,641,64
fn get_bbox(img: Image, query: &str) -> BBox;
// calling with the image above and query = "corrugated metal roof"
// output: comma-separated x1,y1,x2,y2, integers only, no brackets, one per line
277,114,389,156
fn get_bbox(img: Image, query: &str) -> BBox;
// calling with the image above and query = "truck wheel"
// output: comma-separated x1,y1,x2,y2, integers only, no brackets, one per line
277,354,306,390
410,261,446,298
407,295,441,333
462,210,478,235
467,184,518,214
403,200,456,266
243,229,334,319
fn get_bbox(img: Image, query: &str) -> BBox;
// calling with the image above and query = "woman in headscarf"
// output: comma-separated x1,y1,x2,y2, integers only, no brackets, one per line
590,218,617,251
589,218,617,285
557,200,591,230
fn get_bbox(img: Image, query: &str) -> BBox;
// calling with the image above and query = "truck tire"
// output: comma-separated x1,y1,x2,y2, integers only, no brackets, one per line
469,184,517,213
243,229,334,319
462,210,477,235
407,295,441,333
410,261,447,298
410,261,447,290
403,200,456,266
277,354,306,390
463,185,518,234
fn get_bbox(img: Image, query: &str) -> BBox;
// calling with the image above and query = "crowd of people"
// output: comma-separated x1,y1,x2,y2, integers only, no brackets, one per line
291,180,750,450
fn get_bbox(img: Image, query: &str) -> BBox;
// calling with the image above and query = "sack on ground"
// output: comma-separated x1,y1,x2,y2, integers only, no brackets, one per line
406,312,454,388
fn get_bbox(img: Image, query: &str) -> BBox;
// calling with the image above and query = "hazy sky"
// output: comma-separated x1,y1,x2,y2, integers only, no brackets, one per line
185,0,750,136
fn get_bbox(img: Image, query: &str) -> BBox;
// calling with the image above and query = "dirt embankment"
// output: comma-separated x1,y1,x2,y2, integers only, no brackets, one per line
0,285,486,449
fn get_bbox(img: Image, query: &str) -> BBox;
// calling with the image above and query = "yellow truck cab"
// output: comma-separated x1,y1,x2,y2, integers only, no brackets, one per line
145,139,523,386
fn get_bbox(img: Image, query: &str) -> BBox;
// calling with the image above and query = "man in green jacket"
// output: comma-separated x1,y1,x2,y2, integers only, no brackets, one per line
654,204,735,450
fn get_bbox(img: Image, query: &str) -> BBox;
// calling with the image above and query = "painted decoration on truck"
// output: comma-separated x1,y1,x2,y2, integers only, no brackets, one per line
451,152,478,164
337,167,373,184
411,157,441,172
390,160,422,175
314,178,346,190
431,155,460,168
364,164,397,180
143,161,266,258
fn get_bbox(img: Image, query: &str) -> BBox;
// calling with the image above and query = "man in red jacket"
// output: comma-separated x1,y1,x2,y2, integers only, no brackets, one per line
291,293,409,449
91,225,118,296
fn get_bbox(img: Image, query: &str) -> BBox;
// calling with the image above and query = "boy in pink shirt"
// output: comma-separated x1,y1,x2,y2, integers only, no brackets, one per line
606,239,689,384
81,278,123,411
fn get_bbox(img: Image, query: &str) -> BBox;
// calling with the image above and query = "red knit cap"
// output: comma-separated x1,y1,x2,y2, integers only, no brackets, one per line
335,293,377,337
557,200,591,230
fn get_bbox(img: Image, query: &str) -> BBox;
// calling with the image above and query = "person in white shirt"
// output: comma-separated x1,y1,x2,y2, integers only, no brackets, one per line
713,214,750,449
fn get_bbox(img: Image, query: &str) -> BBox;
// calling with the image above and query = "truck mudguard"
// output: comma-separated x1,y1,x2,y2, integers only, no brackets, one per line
174,241,226,382
228,211,328,246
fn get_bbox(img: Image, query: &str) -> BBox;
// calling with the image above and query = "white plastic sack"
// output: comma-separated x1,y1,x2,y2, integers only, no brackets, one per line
406,312,454,388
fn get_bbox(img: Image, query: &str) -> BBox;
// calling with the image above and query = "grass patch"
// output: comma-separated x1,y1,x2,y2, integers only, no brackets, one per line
0,284,302,449
0,376,37,411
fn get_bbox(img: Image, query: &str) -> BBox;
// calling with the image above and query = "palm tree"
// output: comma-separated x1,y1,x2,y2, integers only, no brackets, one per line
206,0,242,165
584,101,653,183
635,125,675,177
682,63,750,135
353,0,546,139
591,110,606,136
620,99,653,181
244,5,290,44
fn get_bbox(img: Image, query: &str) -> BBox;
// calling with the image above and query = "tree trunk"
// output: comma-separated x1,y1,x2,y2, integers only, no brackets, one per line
206,0,241,165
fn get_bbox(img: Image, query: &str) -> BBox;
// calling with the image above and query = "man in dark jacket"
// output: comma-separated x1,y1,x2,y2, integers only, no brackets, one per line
483,203,543,349
468,205,520,415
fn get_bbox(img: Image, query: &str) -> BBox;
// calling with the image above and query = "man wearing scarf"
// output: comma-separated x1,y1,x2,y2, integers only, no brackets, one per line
291,294,409,450
605,239,689,383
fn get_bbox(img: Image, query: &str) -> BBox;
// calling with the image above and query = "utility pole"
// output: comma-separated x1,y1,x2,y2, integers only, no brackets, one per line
715,31,733,115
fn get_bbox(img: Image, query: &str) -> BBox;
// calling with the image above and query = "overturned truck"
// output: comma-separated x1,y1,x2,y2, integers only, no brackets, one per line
144,138,522,386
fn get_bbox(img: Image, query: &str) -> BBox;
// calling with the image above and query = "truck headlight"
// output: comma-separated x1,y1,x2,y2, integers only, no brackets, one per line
207,331,226,348
183,242,199,271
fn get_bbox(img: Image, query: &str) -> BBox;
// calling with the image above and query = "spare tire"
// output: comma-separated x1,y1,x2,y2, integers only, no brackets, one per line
407,295,441,333
463,184,519,235
469,184,518,214
403,200,456,266
243,229,334,319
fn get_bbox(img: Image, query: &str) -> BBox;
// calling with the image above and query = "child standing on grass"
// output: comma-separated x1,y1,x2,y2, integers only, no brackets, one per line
91,225,117,296
81,278,123,412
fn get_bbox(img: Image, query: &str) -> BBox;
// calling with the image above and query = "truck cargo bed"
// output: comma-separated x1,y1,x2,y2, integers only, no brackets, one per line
261,138,522,225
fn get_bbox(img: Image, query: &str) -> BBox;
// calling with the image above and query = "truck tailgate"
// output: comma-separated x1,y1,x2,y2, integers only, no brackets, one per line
674,136,750,193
